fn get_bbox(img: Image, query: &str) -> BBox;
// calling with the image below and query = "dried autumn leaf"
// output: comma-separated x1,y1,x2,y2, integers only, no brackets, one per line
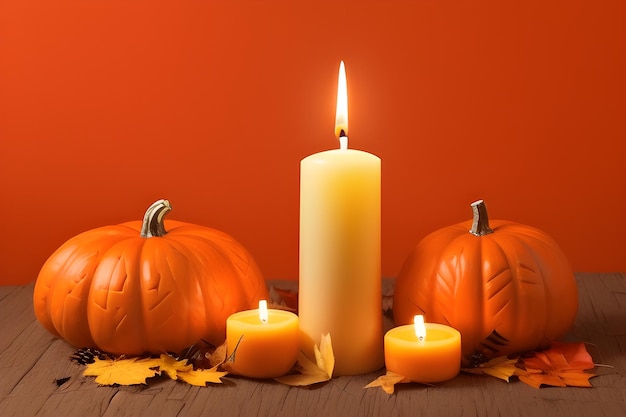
314,333,334,379
177,340,229,371
158,354,192,380
208,341,228,368
177,340,216,370
274,352,330,386
518,342,596,389
177,366,228,386
83,357,162,385
364,371,411,394
462,355,521,382
274,333,335,386
548,341,595,369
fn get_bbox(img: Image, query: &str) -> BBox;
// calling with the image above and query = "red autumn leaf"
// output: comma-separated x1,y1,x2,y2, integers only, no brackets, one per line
518,342,596,389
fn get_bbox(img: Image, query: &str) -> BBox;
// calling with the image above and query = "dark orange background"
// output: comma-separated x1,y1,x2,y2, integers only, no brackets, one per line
1,0,625,285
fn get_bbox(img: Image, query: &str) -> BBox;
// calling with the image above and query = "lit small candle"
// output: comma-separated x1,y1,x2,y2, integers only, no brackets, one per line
226,300,299,378
384,315,461,383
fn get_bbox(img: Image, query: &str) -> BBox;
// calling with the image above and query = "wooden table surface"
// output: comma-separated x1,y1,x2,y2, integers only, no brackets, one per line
1,273,625,417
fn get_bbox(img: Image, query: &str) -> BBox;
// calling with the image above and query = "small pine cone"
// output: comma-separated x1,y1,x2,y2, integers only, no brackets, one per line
71,348,108,365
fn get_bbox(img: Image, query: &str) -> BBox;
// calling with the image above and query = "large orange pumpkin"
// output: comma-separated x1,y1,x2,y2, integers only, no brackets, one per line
393,200,578,366
34,199,268,356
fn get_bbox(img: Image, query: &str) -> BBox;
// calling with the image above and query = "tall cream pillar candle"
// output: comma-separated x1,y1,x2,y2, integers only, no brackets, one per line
298,61,384,376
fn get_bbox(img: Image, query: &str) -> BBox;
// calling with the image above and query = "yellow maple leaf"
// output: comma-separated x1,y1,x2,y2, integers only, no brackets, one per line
274,333,335,386
462,355,521,382
274,352,331,386
364,371,411,394
177,366,228,386
157,354,193,380
83,357,161,385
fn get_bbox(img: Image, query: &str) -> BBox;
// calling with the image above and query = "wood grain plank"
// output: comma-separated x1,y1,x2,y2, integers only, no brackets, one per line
0,323,58,398
0,285,38,352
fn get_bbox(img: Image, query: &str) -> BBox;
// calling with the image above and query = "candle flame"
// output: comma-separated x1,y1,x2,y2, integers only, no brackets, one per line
334,60,348,148
259,300,269,323
414,315,426,342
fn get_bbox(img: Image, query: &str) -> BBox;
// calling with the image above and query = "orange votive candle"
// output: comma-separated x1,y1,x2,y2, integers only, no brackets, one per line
384,315,461,383
226,300,299,379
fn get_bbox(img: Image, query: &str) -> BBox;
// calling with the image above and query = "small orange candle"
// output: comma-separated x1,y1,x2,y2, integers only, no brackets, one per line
384,315,461,383
226,300,299,378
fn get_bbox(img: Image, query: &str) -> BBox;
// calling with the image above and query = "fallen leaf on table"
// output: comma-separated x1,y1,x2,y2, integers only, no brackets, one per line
518,341,597,389
219,336,244,374
177,366,228,386
462,355,521,382
273,353,330,386
157,354,193,380
83,357,162,385
81,350,230,386
207,341,229,368
314,333,334,379
364,371,411,394
274,333,334,386
177,340,216,370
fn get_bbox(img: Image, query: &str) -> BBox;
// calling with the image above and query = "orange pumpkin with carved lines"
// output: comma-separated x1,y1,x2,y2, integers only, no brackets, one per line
33,199,268,356
393,200,578,366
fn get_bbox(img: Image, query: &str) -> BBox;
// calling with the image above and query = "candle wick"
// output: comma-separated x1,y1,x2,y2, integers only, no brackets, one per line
418,336,424,342
339,134,348,150
339,129,346,137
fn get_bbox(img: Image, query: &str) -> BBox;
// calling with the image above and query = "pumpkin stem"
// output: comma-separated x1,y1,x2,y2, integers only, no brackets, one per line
140,199,172,238
469,200,494,236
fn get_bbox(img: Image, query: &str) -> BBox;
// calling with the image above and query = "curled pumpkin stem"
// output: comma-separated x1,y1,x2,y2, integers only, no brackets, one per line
140,199,172,238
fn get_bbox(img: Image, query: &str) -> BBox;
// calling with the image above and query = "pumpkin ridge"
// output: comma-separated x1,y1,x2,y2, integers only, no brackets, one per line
148,234,238,348
42,245,89,337
176,231,266,307
88,239,148,355
513,230,573,341
478,236,514,355
483,226,545,354
498,231,547,353
138,239,190,353
37,230,130,347
484,270,515,303
431,245,461,319
165,232,245,281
